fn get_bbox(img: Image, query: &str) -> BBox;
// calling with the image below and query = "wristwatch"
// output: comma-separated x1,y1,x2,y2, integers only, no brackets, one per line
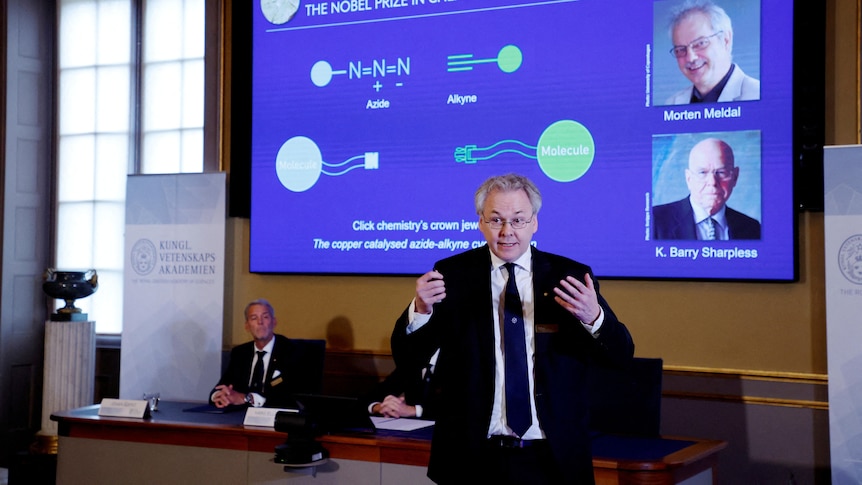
244,393,254,405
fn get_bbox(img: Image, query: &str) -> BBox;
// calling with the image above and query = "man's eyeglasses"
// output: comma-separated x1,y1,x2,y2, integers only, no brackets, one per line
483,217,533,229
670,31,724,58
690,168,734,181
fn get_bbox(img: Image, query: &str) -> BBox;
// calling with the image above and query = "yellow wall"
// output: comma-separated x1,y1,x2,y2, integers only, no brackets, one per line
224,213,826,374
222,0,859,377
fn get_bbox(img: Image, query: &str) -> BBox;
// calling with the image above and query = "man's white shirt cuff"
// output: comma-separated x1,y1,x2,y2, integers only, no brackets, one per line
406,298,432,334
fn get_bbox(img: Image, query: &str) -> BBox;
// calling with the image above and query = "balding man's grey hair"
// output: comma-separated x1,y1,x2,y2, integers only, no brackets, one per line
474,173,543,215
668,0,733,52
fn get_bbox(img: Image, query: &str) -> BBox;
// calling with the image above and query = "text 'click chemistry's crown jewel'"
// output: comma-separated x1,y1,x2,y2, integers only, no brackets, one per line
42,269,98,321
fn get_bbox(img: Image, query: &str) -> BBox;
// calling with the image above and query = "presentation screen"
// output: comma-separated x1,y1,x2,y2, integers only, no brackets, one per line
250,0,797,281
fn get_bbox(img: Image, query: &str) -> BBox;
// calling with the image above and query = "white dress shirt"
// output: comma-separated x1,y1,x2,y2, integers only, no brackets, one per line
248,337,275,407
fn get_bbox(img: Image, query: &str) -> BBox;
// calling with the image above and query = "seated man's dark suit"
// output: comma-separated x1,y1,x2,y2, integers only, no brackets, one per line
652,197,761,240
362,361,439,420
391,246,635,484
211,334,322,408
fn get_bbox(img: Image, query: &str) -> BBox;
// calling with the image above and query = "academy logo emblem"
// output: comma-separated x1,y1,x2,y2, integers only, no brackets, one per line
130,239,157,276
838,234,862,285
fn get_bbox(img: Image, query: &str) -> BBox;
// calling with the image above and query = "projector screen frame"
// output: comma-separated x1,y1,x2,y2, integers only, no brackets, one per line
238,0,824,283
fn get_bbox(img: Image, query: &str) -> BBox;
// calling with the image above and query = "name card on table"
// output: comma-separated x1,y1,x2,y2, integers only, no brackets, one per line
98,398,150,418
243,407,299,428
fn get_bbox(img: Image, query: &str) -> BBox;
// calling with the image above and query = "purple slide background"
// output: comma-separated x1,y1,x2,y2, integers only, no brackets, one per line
250,0,795,280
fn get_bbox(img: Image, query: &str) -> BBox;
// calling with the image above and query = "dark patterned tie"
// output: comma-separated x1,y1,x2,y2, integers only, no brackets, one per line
707,218,718,240
251,350,266,394
503,263,531,436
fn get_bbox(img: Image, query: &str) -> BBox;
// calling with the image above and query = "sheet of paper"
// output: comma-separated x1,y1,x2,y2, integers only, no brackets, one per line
371,416,434,431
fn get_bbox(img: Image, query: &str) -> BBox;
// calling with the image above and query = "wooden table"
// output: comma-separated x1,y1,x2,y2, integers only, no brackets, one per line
52,401,725,485
590,433,726,485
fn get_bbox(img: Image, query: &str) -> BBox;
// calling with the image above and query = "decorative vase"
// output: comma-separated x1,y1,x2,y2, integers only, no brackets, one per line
42,269,98,321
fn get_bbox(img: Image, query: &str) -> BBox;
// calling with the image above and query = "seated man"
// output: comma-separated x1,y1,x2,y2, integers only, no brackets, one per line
365,349,439,420
210,298,322,408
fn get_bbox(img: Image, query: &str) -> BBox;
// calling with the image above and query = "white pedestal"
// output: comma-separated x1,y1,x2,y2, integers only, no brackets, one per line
36,320,96,451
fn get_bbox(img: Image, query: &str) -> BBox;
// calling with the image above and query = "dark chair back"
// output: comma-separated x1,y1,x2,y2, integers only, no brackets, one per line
588,357,663,437
292,338,326,394
220,338,327,395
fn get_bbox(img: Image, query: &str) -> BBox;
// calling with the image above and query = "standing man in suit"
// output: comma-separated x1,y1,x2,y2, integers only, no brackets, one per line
391,174,634,484
653,137,761,240
664,0,760,105
210,299,321,409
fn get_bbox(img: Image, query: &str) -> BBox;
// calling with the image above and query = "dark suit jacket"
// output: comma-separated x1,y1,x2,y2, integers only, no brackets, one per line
361,363,438,420
652,197,761,240
391,246,635,484
362,350,436,420
210,334,322,409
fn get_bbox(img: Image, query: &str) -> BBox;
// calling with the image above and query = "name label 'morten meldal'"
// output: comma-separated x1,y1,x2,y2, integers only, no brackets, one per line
664,105,742,121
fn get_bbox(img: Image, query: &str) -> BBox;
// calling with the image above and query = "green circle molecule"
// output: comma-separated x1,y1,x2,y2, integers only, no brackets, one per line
536,120,596,182
497,45,523,73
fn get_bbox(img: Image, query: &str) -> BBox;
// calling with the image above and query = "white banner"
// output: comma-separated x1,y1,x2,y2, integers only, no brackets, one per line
824,145,862,484
120,173,226,402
